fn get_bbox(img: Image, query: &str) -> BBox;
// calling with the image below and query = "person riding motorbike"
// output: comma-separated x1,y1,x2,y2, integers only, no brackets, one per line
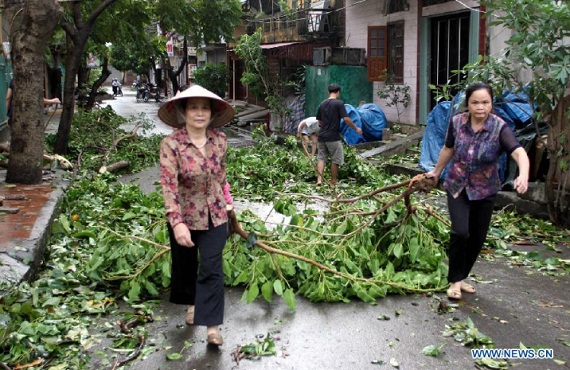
111,78,122,97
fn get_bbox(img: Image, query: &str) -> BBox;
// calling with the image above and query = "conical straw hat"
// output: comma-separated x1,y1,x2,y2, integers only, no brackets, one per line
157,85,235,129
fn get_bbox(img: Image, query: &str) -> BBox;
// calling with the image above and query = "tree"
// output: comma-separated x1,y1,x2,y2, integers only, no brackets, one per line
459,0,570,225
155,0,242,94
53,0,118,155
53,0,241,154
4,0,244,177
194,62,230,98
5,0,63,184
235,28,291,131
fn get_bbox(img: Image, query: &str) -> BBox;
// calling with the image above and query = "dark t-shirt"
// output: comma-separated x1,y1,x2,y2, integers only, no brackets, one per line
316,98,347,142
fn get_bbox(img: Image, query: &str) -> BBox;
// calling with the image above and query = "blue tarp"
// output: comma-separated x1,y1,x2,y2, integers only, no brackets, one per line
419,90,535,185
340,103,387,146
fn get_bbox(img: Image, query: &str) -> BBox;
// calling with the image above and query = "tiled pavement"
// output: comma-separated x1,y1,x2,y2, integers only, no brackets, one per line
0,183,54,250
0,168,68,289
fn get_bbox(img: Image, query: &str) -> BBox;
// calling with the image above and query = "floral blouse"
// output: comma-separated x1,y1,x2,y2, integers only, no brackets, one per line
443,112,521,200
159,127,233,230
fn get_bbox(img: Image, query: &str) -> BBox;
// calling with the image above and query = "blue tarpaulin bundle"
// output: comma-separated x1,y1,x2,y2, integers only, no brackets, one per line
340,103,387,146
419,90,536,185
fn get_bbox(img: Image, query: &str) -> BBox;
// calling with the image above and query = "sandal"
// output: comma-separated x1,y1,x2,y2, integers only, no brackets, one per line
446,288,462,300
185,306,194,325
207,332,223,346
461,282,476,294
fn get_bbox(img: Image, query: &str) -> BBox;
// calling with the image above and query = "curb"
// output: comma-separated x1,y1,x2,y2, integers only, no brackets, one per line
0,171,70,292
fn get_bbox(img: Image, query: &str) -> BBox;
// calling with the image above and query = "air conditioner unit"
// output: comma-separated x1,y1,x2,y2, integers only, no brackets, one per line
331,48,366,66
313,47,332,66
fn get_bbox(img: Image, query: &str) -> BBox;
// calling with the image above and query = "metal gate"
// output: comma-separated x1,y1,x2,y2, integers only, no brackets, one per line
429,12,470,109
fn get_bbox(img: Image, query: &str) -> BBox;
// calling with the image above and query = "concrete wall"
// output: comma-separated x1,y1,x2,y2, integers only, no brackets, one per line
344,0,418,125
344,0,482,125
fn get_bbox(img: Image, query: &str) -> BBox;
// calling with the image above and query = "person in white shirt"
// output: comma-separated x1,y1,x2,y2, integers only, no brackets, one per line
296,116,320,159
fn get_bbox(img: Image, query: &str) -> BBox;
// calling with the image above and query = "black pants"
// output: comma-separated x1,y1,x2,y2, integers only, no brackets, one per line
446,190,496,283
167,217,228,327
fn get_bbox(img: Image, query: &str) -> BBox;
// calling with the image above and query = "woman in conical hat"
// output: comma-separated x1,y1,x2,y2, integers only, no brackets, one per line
158,84,235,346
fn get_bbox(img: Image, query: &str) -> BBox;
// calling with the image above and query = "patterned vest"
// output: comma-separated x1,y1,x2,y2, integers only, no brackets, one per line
443,112,506,200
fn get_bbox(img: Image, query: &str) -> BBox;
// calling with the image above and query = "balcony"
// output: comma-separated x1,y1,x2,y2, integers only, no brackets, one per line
246,9,341,44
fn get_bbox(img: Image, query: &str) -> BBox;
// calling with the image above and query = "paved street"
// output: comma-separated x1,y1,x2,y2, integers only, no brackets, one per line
81,89,570,369
3,89,567,369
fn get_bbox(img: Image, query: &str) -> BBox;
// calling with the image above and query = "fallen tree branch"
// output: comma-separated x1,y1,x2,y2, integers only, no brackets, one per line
228,210,444,293
99,160,129,174
0,143,73,169
98,124,141,173
111,334,145,370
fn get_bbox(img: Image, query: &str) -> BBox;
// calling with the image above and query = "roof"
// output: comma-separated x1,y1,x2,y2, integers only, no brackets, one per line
260,41,303,49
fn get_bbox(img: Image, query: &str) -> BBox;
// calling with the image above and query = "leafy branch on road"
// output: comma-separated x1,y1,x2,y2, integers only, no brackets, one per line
1,112,569,368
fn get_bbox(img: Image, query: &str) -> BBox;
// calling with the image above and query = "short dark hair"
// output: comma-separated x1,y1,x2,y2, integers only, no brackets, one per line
328,84,341,93
465,82,494,103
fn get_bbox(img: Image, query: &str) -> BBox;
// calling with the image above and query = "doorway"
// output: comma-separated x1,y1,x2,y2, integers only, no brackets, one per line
428,12,470,109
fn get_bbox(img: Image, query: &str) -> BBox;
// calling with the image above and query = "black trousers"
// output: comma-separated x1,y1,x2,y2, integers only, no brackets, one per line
167,217,228,327
446,190,496,283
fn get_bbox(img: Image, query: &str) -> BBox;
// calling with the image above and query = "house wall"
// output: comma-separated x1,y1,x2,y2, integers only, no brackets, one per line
345,0,484,126
345,0,419,125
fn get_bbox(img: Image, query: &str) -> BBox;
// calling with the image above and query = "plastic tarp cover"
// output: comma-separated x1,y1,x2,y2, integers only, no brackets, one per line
419,101,453,180
340,103,387,146
419,90,536,185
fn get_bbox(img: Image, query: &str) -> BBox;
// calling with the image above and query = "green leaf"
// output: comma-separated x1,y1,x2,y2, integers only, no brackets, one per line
408,237,420,261
166,353,183,360
59,214,72,234
475,358,509,369
273,280,283,296
42,297,61,307
246,283,259,303
392,243,403,259
128,281,141,302
389,357,399,368
422,343,445,357
261,281,273,302
283,288,296,311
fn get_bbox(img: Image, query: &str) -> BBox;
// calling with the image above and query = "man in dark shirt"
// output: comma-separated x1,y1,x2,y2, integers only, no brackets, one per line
315,84,362,185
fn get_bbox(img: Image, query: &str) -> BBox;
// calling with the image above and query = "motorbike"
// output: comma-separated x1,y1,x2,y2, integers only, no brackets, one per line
136,83,149,102
148,84,163,102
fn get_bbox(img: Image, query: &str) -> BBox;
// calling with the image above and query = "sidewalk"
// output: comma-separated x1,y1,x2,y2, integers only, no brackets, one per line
0,170,68,289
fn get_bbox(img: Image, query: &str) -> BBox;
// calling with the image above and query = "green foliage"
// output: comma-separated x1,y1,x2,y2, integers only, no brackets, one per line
156,0,242,47
234,28,293,121
235,28,268,100
442,317,494,348
377,71,411,124
232,333,277,360
110,43,156,76
193,62,230,98
55,175,168,302
226,131,315,200
46,107,162,174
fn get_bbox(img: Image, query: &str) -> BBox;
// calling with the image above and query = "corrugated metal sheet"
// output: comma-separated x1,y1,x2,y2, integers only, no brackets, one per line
260,42,303,49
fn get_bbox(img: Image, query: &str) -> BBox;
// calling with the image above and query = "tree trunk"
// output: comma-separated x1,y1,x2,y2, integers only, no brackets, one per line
5,0,63,184
53,36,82,155
53,0,118,155
545,95,570,227
167,38,189,94
85,57,111,110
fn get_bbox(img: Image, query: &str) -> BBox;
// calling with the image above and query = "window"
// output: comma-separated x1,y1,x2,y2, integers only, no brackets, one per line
388,21,404,83
367,22,405,82
367,26,386,81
